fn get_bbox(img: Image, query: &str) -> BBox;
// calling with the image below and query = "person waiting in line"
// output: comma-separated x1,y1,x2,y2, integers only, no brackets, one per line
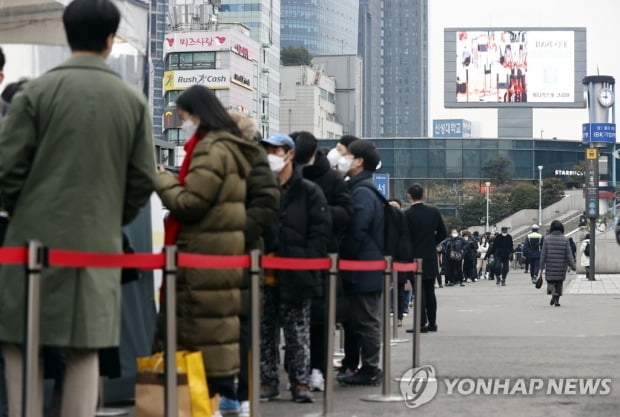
290,130,354,392
476,234,490,279
538,220,576,307
155,85,260,415
259,133,331,403
461,230,479,282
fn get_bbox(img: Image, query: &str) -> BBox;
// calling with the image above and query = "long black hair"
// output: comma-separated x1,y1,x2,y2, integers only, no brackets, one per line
176,85,242,138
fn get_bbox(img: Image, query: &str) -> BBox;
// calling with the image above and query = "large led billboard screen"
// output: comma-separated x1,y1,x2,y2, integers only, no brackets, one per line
445,28,586,108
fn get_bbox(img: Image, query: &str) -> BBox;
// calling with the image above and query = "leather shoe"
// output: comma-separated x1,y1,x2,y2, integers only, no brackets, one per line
406,326,428,333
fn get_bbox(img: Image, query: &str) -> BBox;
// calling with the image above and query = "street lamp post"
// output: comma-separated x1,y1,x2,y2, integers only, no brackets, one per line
538,165,543,226
485,181,491,233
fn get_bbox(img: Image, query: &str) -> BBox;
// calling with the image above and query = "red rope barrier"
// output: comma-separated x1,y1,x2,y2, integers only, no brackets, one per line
338,259,387,271
178,253,251,269
393,262,419,273
261,256,331,270
0,247,27,265
48,249,165,269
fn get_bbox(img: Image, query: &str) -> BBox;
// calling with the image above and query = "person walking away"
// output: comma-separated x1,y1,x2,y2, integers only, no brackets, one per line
0,2,156,416
258,133,331,403
404,183,447,333
442,229,467,287
291,131,353,392
523,224,543,283
580,233,593,280
337,140,385,385
488,227,513,286
227,111,280,416
538,220,576,307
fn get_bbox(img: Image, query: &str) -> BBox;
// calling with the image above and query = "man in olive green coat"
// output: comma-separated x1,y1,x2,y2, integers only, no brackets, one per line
0,1,155,416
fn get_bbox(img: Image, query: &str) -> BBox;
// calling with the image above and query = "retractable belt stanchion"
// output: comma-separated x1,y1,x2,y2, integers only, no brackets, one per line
249,250,261,417
163,246,178,417
412,258,423,369
322,253,339,415
23,240,44,417
391,267,409,344
362,257,403,403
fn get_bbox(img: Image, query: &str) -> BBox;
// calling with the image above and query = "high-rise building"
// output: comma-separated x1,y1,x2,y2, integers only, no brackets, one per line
280,0,359,56
382,0,427,137
358,0,382,137
219,0,281,137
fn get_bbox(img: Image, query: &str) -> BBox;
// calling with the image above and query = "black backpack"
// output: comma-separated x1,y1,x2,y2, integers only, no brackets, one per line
584,242,590,257
359,183,413,262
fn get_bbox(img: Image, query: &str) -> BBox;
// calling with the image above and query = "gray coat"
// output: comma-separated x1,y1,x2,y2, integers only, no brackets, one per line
539,231,576,282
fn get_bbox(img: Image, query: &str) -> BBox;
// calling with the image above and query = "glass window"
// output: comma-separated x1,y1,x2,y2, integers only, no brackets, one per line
446,150,463,178
179,53,193,69
192,52,215,69
166,53,179,71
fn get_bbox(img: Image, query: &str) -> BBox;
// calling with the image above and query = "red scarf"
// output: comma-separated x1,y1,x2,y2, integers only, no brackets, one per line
163,132,201,245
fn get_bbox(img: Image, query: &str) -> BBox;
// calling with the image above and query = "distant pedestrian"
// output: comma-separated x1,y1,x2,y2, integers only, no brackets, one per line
441,229,467,287
580,233,593,280
485,226,513,286
476,235,489,279
539,220,576,307
523,224,543,283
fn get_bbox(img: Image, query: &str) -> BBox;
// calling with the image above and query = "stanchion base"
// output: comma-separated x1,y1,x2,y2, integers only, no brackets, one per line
95,408,129,416
390,338,410,344
304,412,364,417
333,351,345,357
361,393,404,402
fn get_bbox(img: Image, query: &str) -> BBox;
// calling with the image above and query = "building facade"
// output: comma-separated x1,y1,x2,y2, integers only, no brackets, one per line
219,0,281,137
358,0,383,137
280,65,343,138
280,0,359,56
311,55,363,137
382,0,427,138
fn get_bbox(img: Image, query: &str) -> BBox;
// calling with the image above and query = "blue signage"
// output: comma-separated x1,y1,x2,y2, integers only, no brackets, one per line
433,119,472,138
373,173,389,198
582,123,616,143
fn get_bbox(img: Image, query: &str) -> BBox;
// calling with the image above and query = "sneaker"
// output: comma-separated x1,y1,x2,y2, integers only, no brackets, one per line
309,368,325,392
219,396,240,415
338,368,382,386
260,381,280,401
239,401,250,417
290,382,314,403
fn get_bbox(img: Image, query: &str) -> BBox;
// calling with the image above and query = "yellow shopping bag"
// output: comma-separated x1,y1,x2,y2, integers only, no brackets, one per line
135,351,212,417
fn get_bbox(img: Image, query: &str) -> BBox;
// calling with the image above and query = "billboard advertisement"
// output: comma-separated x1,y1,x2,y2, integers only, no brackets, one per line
454,30,576,105
163,70,230,91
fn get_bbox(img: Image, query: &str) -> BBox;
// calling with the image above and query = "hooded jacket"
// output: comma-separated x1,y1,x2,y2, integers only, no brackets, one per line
155,128,259,378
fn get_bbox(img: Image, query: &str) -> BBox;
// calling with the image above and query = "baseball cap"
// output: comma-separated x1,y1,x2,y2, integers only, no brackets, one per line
260,133,295,149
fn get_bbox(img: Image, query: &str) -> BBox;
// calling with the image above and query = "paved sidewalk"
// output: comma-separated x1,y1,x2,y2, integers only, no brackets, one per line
115,268,620,417
566,274,620,295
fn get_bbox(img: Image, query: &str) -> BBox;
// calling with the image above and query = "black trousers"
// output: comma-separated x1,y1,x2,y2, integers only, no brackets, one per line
419,279,437,327
236,316,249,401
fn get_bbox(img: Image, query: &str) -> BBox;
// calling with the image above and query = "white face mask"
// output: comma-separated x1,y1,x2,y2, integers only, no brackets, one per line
182,119,198,138
451,233,458,238
337,156,353,175
502,233,507,236
268,154,286,173
326,148,340,167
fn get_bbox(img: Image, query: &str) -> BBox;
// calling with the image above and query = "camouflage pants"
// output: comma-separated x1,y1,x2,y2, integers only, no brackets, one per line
260,286,311,386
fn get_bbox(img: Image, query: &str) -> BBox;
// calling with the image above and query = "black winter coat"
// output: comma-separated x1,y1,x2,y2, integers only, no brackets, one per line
340,171,384,293
302,149,354,252
489,233,513,259
404,202,447,280
268,167,331,302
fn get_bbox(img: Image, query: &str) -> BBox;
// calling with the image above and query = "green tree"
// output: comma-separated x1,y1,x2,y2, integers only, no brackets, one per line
280,46,312,66
541,177,565,207
489,193,512,225
460,194,486,227
483,156,514,185
510,184,538,212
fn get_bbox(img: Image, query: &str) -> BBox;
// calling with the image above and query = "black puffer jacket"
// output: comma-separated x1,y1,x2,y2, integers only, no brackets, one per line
539,231,576,282
302,149,354,252
267,166,331,302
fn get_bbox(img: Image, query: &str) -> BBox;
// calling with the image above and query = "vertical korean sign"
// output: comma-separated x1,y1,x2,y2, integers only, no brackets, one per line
585,148,599,219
